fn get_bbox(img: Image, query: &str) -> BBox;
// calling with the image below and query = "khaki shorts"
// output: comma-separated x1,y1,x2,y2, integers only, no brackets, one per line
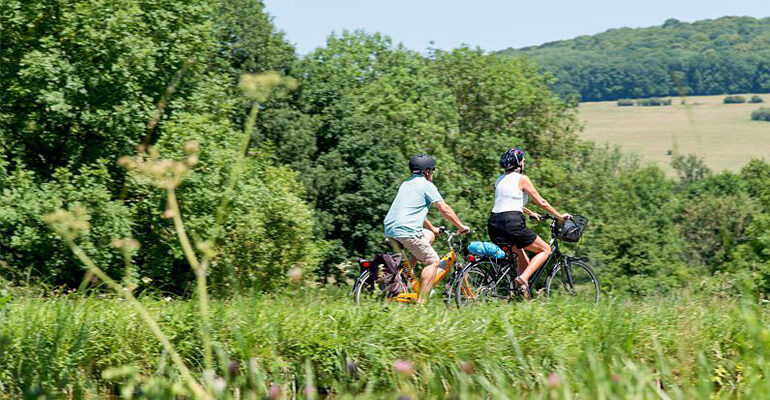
395,229,440,264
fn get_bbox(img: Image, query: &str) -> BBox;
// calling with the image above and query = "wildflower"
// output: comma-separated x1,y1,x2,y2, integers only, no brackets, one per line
394,359,414,377
547,372,560,387
239,71,298,102
141,277,152,284
288,267,302,282
163,296,172,302
345,359,357,376
460,361,475,375
212,377,226,394
304,385,316,399
228,361,239,377
43,205,91,240
184,141,200,154
267,384,281,399
184,154,199,167
111,238,140,251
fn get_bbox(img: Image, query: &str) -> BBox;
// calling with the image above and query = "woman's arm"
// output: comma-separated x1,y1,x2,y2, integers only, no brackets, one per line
522,207,541,221
519,175,570,220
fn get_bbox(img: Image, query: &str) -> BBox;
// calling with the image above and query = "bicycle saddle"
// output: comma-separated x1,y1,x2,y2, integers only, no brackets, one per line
383,237,404,253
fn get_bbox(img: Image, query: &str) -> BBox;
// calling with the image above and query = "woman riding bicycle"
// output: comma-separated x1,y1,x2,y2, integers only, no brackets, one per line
487,147,571,299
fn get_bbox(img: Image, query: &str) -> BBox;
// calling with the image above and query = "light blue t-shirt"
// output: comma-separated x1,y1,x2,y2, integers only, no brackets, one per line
383,175,444,238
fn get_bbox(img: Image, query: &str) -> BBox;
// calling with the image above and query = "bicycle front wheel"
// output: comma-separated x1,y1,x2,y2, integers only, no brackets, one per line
545,259,599,303
454,261,513,308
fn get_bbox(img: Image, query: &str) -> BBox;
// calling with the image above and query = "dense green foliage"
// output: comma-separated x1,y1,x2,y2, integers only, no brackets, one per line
0,0,316,292
750,95,765,103
1,289,769,398
499,17,770,101
751,108,770,121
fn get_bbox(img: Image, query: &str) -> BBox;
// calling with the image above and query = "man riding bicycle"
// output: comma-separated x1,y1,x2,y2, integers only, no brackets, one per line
384,154,470,304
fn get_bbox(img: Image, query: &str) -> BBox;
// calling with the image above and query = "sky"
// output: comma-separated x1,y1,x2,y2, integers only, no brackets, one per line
263,0,769,54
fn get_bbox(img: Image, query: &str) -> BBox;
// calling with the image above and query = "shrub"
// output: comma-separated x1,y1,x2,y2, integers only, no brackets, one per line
0,162,132,286
724,95,746,104
635,98,671,106
749,95,765,104
617,99,634,106
751,108,770,122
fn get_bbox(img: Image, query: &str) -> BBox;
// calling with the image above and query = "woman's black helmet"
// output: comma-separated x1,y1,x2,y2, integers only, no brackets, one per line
409,154,436,175
500,147,525,172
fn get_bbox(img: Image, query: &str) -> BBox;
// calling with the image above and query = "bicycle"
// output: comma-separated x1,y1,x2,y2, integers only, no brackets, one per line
351,227,467,305
454,214,599,307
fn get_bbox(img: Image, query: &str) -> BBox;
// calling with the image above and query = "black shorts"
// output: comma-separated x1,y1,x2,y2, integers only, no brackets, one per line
487,211,538,249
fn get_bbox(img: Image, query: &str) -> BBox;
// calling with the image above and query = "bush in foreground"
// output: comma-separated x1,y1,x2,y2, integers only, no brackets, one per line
749,95,764,103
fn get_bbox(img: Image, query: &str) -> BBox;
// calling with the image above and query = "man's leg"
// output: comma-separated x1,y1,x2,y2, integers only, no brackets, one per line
418,260,441,303
398,233,440,304
408,229,435,270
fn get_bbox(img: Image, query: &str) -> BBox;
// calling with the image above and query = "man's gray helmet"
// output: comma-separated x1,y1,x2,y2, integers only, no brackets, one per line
409,154,436,175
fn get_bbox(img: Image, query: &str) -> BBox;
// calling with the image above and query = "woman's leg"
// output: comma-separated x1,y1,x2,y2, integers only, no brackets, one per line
513,248,529,276
518,236,551,282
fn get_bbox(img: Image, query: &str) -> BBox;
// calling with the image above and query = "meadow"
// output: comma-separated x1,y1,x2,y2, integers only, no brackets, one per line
578,94,770,173
1,287,769,399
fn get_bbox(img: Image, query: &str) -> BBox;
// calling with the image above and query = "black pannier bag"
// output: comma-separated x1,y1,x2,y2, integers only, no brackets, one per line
372,252,406,297
556,215,588,243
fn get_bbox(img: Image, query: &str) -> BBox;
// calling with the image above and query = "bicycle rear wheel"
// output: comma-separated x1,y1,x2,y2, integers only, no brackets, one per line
352,270,383,305
454,261,513,308
545,259,599,303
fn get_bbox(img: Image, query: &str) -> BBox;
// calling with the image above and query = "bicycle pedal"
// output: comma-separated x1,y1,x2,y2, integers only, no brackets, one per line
387,293,418,303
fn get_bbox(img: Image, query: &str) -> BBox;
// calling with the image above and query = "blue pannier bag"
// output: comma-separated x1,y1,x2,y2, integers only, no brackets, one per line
467,241,506,259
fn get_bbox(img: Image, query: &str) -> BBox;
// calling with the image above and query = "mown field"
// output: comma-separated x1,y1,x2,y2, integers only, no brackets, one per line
2,288,769,399
578,94,770,173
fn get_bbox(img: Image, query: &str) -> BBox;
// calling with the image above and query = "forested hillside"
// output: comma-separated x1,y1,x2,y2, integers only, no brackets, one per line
498,16,770,101
2,1,770,298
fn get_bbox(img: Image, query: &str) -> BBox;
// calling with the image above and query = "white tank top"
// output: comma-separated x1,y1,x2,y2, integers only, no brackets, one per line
492,173,528,213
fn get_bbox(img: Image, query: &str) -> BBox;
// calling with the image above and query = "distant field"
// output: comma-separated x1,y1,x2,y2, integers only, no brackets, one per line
578,94,770,173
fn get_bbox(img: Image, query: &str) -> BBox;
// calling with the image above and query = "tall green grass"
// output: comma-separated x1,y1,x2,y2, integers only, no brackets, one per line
0,289,768,398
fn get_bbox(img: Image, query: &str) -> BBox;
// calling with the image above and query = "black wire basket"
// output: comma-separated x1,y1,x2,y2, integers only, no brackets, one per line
555,215,588,243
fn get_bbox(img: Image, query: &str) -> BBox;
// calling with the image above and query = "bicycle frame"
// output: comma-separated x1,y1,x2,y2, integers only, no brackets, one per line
390,229,461,303
347,228,466,304
461,217,584,299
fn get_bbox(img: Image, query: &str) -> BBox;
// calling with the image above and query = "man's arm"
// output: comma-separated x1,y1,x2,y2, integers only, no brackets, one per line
423,218,440,235
435,201,470,233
